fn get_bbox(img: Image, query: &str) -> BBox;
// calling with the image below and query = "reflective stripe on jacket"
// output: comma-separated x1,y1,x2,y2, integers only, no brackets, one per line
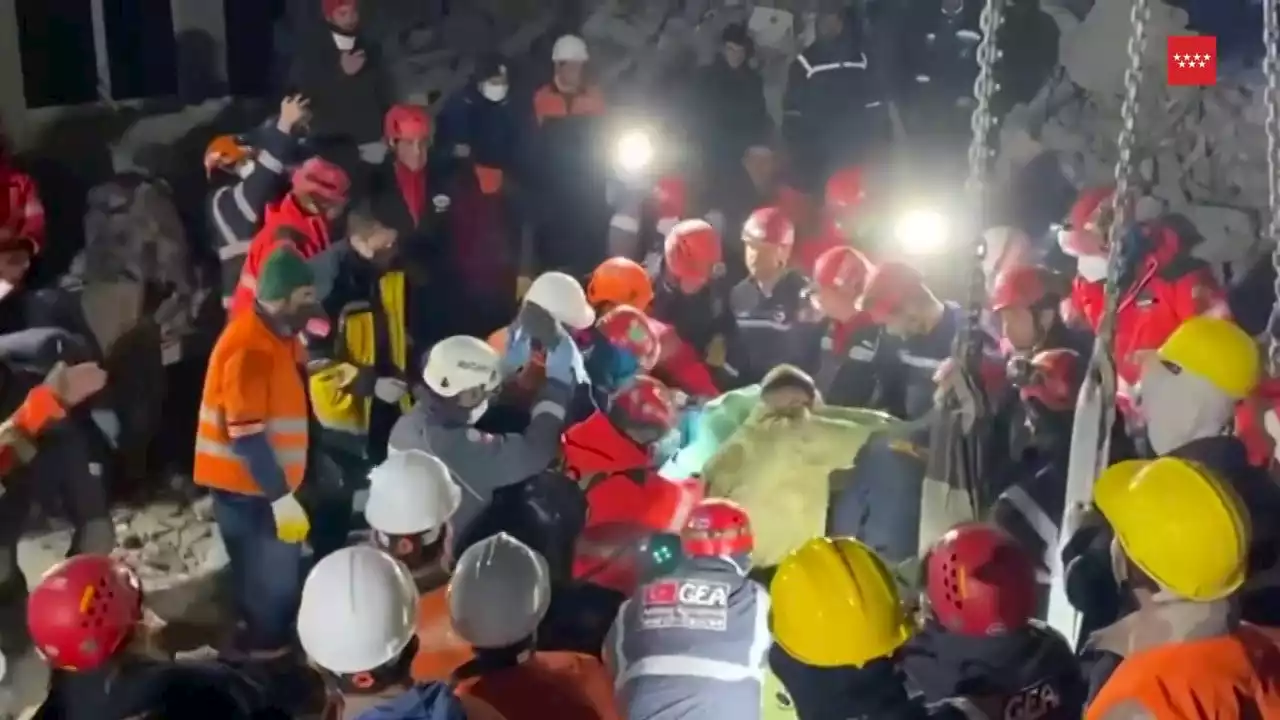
1086,624,1280,719
310,270,412,441
193,309,309,495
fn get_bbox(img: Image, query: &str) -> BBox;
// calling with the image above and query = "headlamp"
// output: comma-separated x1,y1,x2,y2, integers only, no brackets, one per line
893,208,949,255
614,130,655,175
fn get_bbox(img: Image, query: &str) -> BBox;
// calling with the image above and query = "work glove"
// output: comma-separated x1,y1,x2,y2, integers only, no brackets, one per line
270,494,311,544
45,361,108,408
373,377,408,403
544,333,586,386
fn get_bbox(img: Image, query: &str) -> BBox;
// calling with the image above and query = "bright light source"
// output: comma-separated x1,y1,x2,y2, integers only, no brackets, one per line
615,130,654,174
894,208,949,255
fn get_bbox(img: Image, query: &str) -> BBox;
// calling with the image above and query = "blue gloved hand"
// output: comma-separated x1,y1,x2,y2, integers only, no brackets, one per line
501,324,532,377
544,332,587,385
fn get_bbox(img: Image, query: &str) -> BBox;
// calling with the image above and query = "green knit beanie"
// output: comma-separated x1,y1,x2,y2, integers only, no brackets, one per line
257,245,315,302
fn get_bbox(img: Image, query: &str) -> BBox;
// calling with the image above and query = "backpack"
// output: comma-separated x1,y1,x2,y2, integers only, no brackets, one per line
349,682,467,720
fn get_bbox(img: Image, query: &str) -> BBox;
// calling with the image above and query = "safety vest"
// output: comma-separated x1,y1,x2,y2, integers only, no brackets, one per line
310,270,412,444
194,309,308,495
1086,625,1280,719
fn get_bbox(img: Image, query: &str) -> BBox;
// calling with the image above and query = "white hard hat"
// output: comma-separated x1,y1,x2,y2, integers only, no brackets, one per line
297,546,419,674
365,449,463,538
448,532,551,649
423,335,501,398
525,271,595,330
551,34,589,63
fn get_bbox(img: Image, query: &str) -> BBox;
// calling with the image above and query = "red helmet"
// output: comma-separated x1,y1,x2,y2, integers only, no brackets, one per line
291,157,350,205
682,498,753,557
813,246,871,295
652,175,688,220
613,375,677,431
926,523,1036,637
742,207,795,248
825,166,866,209
989,264,1058,313
384,104,431,141
663,220,722,283
1019,348,1081,412
858,261,925,323
1058,186,1114,257
28,554,143,672
596,304,660,370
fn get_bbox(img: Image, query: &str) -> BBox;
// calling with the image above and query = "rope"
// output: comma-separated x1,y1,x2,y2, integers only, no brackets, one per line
1264,0,1280,372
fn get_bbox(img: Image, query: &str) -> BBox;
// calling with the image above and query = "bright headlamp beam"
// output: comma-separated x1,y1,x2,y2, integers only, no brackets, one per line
615,130,654,173
894,208,949,255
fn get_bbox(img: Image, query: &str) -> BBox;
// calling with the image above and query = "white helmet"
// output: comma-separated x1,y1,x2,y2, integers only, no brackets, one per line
365,450,462,539
525,271,595,330
297,546,419,674
423,335,501,398
448,533,551,649
551,34,589,63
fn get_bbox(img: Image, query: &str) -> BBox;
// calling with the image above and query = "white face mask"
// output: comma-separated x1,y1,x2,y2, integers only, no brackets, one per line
467,399,490,424
1075,255,1109,283
480,82,508,103
0,280,15,302
332,32,356,51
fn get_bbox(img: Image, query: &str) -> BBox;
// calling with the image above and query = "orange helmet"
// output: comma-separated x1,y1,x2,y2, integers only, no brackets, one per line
384,104,431,141
742,207,795,248
989,265,1060,313
813,246,871,295
587,257,654,311
825,166,866,209
204,135,250,176
663,220,722,284
859,261,926,323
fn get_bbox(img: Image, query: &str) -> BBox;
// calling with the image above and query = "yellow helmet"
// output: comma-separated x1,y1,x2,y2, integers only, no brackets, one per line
1094,457,1250,601
1156,316,1260,399
770,537,913,668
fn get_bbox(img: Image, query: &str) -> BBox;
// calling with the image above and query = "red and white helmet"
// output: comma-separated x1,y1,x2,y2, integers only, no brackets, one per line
291,157,350,205
926,523,1036,637
1018,348,1081,412
682,498,753,557
384,104,431,141
742,207,795,248
664,220,723,285
1057,186,1114,257
612,375,677,431
989,265,1060,313
28,554,143,672
858,261,926,323
812,245,872,295
596,305,660,370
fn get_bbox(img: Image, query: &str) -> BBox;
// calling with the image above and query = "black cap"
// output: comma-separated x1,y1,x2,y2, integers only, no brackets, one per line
474,52,508,82
721,23,752,49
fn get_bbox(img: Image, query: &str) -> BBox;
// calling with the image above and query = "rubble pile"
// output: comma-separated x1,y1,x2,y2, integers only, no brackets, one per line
110,496,226,595
1000,0,1273,276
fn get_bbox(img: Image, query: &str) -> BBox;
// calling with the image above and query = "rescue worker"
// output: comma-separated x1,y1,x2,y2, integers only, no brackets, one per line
387,331,577,545
783,0,891,192
432,58,524,337
823,165,867,241
193,246,317,655
606,498,767,720
288,0,390,181
228,156,350,316
858,261,1002,419
306,201,413,561
607,174,689,270
769,537,971,719
586,257,654,314
989,264,1084,357
450,532,622,720
1057,185,1227,417
650,220,737,381
0,361,108,712
561,375,704,593
687,23,773,193
1084,457,1280,717
806,244,886,407
528,34,610,281
727,207,810,385
580,304,660,397
0,135,44,264
902,523,1085,719
981,226,1038,293
296,544,507,719
207,93,309,308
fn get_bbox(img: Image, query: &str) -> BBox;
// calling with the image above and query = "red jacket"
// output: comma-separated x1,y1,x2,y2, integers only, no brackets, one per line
1068,222,1227,404
1236,377,1280,469
0,163,44,250
561,411,702,594
650,319,720,398
228,194,331,316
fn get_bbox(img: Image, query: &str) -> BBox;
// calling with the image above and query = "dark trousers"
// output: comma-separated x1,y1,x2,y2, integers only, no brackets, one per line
210,491,304,651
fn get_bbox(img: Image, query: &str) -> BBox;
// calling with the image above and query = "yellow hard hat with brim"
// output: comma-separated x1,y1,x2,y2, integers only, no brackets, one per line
1156,317,1260,399
1094,457,1250,602
770,537,913,668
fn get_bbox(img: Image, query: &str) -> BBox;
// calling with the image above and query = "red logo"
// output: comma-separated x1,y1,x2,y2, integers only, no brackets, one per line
643,580,678,605
1166,36,1216,86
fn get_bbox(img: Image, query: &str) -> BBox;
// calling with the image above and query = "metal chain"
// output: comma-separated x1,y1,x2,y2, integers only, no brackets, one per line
1264,0,1280,372
1095,0,1152,353
961,0,1005,357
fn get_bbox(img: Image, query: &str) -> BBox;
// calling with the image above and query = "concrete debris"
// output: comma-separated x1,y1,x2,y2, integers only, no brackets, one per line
110,496,227,598
1002,0,1272,279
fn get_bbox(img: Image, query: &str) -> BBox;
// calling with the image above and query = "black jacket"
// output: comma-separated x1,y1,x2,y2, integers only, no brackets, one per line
686,58,773,181
287,29,389,147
